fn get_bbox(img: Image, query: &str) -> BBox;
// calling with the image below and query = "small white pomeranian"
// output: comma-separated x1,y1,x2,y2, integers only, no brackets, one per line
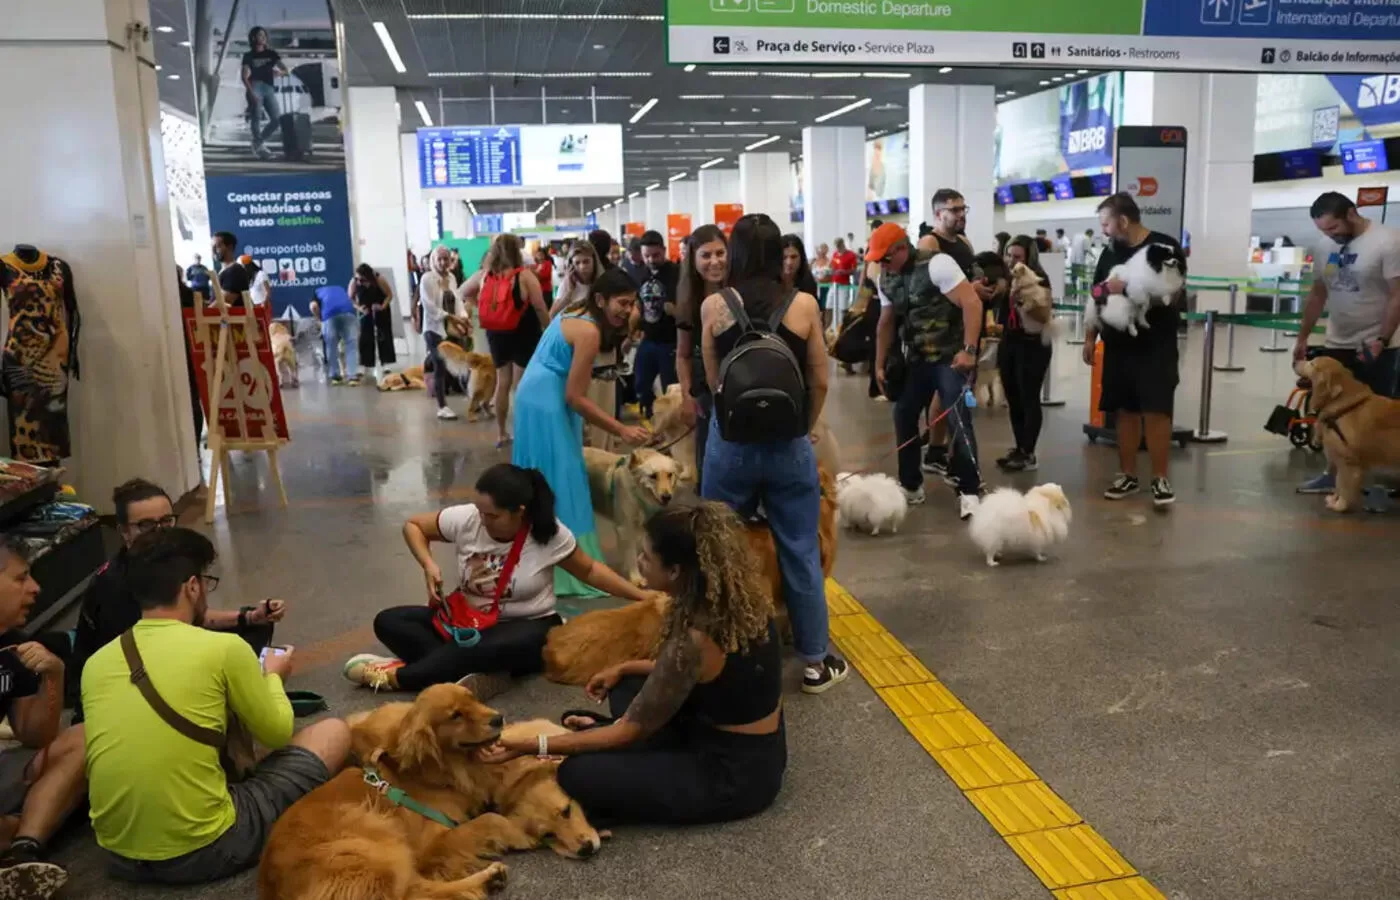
967,483,1072,567
836,473,908,536
1083,242,1187,337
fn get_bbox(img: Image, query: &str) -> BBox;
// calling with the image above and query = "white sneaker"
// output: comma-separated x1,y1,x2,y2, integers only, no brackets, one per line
436,406,459,420
959,494,980,520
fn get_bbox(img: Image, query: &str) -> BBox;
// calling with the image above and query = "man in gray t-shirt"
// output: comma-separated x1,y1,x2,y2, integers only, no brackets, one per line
1295,192,1400,496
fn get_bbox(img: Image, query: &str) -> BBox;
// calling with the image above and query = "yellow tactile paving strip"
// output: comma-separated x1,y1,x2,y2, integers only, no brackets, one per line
825,579,1165,899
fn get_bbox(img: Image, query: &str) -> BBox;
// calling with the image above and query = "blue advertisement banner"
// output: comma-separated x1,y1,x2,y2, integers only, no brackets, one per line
205,170,353,318
1144,0,1400,42
1326,74,1400,129
1059,75,1121,172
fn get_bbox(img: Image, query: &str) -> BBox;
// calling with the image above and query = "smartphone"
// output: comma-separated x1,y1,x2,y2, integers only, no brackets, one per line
259,645,290,664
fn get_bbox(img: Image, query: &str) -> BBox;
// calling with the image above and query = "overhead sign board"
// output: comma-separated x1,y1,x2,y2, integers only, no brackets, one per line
666,0,1400,73
417,124,625,200
1116,126,1189,243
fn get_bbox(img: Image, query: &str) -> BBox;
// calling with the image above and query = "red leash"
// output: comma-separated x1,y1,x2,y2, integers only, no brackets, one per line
837,378,974,483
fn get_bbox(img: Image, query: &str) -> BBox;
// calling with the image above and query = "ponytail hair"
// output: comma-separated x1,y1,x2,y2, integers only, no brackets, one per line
474,464,559,545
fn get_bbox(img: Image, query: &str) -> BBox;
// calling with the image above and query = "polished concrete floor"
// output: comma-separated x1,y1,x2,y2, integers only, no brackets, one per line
52,325,1400,899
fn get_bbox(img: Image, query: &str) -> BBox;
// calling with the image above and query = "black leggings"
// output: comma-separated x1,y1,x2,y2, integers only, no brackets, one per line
555,675,787,827
373,606,561,691
998,332,1053,454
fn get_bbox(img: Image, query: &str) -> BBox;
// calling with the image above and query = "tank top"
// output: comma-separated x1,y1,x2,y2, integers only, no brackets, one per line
688,621,782,726
711,287,808,366
357,279,386,308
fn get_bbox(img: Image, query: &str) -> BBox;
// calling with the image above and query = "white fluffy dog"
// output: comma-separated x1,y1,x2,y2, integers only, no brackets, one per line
967,483,1072,567
1083,242,1187,337
835,473,907,536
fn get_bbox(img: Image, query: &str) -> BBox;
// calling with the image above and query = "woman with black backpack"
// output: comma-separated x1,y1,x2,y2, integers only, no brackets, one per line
698,214,849,695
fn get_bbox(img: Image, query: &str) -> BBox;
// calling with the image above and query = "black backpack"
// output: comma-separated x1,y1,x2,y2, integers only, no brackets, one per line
715,287,807,443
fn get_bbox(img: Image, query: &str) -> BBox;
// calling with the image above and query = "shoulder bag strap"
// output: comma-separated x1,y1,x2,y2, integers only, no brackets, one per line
119,630,224,748
721,288,753,332
769,288,800,331
484,529,530,616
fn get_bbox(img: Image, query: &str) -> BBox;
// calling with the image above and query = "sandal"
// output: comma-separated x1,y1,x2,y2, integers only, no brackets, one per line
559,709,614,732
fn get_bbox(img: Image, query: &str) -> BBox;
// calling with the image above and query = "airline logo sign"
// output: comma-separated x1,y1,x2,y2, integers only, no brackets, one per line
1356,74,1400,110
1123,176,1159,198
1066,126,1108,156
1327,74,1400,128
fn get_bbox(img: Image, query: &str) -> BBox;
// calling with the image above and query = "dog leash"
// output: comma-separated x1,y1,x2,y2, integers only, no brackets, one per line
836,374,976,484
651,424,695,455
363,765,460,829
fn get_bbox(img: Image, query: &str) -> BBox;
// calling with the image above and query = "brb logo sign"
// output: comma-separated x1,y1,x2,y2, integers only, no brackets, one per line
1357,74,1400,110
1066,126,1107,155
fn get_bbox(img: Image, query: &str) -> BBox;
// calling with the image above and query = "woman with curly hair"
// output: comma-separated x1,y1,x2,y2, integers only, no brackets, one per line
483,501,786,825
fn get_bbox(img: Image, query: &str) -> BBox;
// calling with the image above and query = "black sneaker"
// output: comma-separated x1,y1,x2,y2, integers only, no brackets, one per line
0,842,66,900
1150,477,1175,508
995,448,1023,470
1103,473,1140,500
921,446,948,476
802,655,850,694
1001,451,1038,472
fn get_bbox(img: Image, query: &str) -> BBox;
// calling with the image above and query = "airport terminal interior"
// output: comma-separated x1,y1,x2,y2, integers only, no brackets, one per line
4,1,1400,898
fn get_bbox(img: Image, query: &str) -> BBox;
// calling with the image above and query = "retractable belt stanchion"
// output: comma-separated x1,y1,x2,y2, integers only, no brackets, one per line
1066,267,1086,346
1191,310,1229,443
1040,350,1065,407
1214,282,1246,373
1260,277,1289,352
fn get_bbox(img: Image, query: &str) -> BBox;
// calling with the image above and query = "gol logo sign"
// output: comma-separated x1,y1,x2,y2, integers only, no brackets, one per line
1123,176,1159,198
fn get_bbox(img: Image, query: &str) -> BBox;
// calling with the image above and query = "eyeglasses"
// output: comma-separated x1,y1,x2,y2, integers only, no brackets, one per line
200,574,221,593
941,205,969,215
129,515,178,534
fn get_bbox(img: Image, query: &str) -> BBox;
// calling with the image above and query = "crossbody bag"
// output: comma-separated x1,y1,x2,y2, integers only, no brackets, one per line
432,528,528,648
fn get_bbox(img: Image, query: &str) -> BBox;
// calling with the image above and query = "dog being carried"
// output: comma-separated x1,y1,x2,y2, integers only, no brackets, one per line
1084,242,1186,337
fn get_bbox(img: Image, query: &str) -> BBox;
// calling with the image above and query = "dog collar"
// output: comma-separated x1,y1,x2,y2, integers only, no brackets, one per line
363,766,459,829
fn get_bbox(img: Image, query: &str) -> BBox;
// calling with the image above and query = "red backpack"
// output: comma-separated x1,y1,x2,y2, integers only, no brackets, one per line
478,267,525,331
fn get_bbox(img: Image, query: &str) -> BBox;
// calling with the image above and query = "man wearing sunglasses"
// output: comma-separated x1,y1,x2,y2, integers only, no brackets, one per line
68,479,287,722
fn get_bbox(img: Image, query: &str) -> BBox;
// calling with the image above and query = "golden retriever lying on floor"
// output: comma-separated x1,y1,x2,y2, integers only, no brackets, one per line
583,446,683,582
1298,356,1400,512
379,365,426,391
438,342,497,420
543,468,839,685
258,685,599,900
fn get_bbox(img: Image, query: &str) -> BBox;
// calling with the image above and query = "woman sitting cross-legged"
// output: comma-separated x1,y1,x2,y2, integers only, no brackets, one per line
343,463,657,698
481,500,786,826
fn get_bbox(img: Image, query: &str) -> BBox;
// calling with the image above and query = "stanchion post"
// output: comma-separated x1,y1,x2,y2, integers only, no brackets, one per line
1191,310,1229,443
1040,338,1066,407
1260,277,1288,352
1214,282,1246,372
1066,277,1085,346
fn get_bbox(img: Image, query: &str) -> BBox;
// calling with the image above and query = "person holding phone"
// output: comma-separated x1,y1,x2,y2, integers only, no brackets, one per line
345,464,659,699
0,536,86,897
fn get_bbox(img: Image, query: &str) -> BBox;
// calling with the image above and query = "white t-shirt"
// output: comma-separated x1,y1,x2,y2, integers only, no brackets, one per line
878,253,967,307
418,269,458,338
436,504,577,620
249,270,271,306
1319,223,1400,348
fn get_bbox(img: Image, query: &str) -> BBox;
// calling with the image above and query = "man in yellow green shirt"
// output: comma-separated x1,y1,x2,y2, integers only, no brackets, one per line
81,527,349,885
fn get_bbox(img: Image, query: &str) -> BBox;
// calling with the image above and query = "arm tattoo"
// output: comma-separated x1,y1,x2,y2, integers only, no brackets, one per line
625,632,702,734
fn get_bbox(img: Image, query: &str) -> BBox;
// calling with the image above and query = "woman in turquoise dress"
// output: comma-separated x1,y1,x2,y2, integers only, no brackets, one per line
514,268,652,596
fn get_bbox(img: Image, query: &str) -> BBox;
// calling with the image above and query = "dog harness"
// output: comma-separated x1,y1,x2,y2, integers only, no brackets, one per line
1318,395,1371,447
362,765,459,829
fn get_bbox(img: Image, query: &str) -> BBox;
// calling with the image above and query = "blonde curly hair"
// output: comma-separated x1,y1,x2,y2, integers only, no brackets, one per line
647,501,772,654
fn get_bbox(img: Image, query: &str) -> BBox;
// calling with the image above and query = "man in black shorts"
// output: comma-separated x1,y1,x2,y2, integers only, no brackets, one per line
1082,192,1185,508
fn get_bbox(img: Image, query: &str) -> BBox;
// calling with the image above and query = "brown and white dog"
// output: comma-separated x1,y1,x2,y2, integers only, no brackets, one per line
1296,356,1400,512
269,321,299,388
583,446,682,582
437,343,497,420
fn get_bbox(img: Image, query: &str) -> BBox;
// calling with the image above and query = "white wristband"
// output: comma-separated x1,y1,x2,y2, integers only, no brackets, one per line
537,733,549,758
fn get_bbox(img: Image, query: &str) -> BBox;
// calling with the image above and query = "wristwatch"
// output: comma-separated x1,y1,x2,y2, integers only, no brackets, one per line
962,344,978,356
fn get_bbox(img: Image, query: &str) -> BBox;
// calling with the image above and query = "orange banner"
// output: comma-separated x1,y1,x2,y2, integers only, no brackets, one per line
666,213,692,261
623,222,646,238
713,203,743,236
1357,186,1390,208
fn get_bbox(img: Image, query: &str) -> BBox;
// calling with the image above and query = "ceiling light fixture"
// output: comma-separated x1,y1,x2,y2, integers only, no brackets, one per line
1050,76,1063,82
863,72,912,79
1038,79,1051,86
155,64,162,71
629,97,659,124
536,199,551,215
645,182,661,191
178,40,190,47
628,191,641,198
814,96,870,123
372,22,407,74
1064,72,1078,77
744,135,781,150
428,71,651,78
415,100,433,127
678,94,724,100
700,157,726,169
668,172,687,182
156,25,174,33
938,66,954,74
167,73,180,80
407,13,662,20
811,72,859,79
1005,90,1016,96
1077,69,1090,74
683,64,696,72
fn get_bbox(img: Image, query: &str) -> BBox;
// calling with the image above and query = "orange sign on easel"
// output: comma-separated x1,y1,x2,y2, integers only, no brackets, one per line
713,203,743,236
623,222,646,238
666,213,692,260
1357,186,1389,208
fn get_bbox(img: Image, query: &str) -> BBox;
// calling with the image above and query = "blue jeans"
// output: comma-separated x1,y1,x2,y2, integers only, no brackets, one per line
248,81,281,148
895,358,981,495
323,313,359,379
702,418,827,664
633,339,677,417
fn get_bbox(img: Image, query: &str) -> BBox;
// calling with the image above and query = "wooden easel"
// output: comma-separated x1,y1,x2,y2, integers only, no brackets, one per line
194,280,288,524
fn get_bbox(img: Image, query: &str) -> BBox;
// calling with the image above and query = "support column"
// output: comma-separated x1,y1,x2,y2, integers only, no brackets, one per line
739,152,791,224
601,205,622,240
400,133,433,274
908,84,996,252
440,199,470,238
698,168,741,224
347,87,410,315
645,187,670,234
1123,71,1257,293
0,0,201,507
669,179,700,229
802,126,866,256
627,198,647,233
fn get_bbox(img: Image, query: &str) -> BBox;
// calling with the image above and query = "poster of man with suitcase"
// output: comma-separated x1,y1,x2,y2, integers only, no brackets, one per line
188,0,346,174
